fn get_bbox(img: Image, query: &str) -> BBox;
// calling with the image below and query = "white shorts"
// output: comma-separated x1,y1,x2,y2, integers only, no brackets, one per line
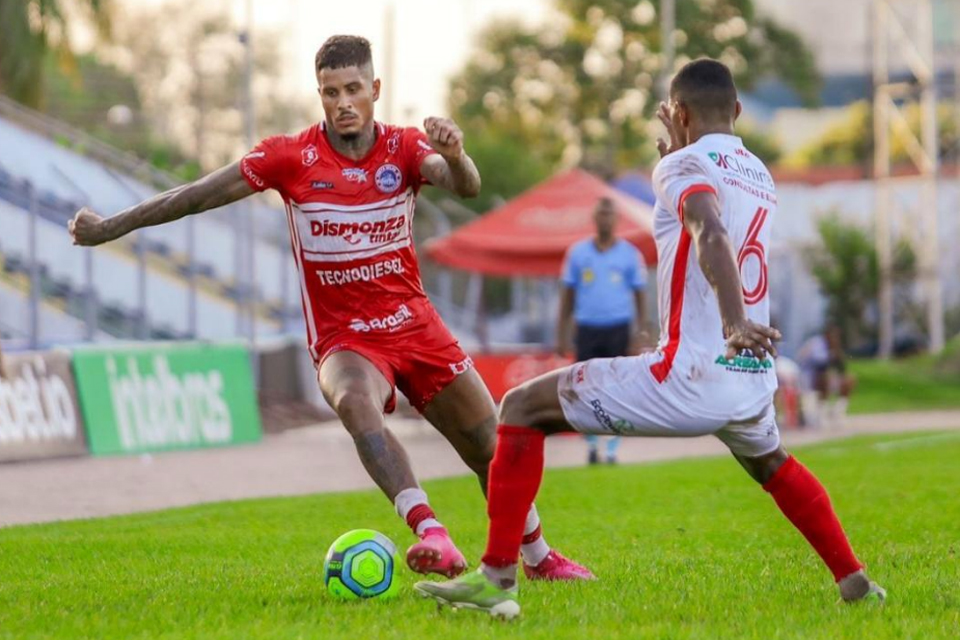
557,354,780,458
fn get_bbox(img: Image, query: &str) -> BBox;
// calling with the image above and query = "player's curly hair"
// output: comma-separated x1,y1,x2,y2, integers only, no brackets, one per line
315,35,373,73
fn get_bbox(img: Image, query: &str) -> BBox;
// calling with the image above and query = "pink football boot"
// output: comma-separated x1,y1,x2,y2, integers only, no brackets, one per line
406,527,468,579
523,550,596,581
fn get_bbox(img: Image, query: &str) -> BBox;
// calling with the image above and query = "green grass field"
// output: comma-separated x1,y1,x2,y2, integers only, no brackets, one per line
848,354,960,414
2,431,958,640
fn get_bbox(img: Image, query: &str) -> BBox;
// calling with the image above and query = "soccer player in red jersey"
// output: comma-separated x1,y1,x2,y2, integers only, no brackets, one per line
415,59,884,618
68,36,590,582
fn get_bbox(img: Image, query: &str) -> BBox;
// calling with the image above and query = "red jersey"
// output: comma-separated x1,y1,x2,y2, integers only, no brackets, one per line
241,122,440,362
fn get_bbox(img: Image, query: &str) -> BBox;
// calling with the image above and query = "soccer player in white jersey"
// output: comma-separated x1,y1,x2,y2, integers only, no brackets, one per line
415,58,885,618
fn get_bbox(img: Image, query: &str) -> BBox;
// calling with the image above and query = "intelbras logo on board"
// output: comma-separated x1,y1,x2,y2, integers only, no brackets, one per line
0,357,78,443
105,355,233,450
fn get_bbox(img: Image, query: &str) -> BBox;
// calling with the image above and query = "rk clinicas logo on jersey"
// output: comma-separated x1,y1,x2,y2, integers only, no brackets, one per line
708,151,729,169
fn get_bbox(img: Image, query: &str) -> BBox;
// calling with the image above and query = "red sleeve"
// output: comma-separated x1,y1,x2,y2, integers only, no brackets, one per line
240,135,294,193
401,127,439,189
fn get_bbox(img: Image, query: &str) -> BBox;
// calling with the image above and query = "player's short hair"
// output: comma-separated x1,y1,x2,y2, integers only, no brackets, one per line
315,35,373,73
669,58,738,122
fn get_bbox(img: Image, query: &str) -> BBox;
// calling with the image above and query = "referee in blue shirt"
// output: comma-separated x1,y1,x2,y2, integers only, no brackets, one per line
557,197,648,465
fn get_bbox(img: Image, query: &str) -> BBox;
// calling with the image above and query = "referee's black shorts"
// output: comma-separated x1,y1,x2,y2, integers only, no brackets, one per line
574,322,630,363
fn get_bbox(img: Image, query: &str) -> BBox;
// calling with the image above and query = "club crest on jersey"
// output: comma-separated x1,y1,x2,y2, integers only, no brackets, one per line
301,144,319,167
387,132,401,155
342,168,368,183
375,164,402,193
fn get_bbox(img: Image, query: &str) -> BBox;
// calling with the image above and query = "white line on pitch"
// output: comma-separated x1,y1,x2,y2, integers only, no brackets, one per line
872,431,960,451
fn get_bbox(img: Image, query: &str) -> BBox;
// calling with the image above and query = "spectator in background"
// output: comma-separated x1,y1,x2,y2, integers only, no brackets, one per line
557,197,648,465
797,326,856,428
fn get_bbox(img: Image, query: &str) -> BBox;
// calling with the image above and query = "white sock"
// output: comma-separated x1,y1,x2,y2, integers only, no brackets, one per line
481,562,518,589
394,487,442,536
519,505,551,566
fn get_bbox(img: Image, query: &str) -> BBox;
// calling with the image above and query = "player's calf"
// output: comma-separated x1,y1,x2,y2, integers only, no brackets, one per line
757,451,884,601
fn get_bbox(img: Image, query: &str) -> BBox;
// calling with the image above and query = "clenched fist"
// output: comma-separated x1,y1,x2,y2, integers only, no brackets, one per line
68,207,106,246
423,117,464,162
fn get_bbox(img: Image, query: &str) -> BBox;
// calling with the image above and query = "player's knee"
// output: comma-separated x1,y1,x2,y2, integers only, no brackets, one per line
332,389,381,434
745,446,789,484
499,384,535,427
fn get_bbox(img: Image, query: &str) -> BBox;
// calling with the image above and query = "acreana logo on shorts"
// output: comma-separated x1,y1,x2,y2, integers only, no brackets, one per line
0,356,78,444
589,399,633,434
342,168,368,183
714,353,774,374
375,164,402,194
310,214,406,246
348,305,414,333
302,144,319,167
105,354,233,451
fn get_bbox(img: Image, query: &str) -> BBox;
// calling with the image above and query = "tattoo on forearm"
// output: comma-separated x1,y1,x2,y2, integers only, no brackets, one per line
101,163,250,241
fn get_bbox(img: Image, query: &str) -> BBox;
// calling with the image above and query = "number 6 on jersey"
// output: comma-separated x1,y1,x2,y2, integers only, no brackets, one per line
738,206,769,305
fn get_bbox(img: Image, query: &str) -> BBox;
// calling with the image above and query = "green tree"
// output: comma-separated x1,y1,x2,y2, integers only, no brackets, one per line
106,0,311,171
0,0,112,107
787,100,959,168
449,0,818,189
804,213,916,349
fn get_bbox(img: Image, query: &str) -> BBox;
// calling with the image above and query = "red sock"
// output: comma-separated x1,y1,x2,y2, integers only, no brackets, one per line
405,504,439,535
481,425,546,568
521,525,543,545
763,456,863,582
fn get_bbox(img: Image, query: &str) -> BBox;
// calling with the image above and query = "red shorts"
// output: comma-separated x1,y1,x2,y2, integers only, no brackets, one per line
318,317,473,413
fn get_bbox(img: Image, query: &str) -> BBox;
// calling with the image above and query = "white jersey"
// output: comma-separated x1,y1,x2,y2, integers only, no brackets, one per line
649,133,778,396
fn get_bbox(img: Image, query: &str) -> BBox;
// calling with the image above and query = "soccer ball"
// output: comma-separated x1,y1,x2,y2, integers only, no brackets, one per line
323,529,401,600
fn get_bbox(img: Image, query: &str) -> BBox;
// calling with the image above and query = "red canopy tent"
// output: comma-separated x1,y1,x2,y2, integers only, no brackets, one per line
425,169,657,276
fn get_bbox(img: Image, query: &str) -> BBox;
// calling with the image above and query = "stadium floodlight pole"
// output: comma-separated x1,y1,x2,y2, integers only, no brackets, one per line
242,0,259,383
873,0,944,355
917,0,944,353
872,0,894,358
383,0,396,124
136,230,149,340
49,166,100,342
186,216,197,339
84,244,97,341
27,181,39,349
659,0,676,101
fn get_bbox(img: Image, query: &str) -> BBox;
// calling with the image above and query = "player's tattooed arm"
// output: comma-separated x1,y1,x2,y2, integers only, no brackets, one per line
68,162,256,246
419,117,481,198
681,192,781,360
